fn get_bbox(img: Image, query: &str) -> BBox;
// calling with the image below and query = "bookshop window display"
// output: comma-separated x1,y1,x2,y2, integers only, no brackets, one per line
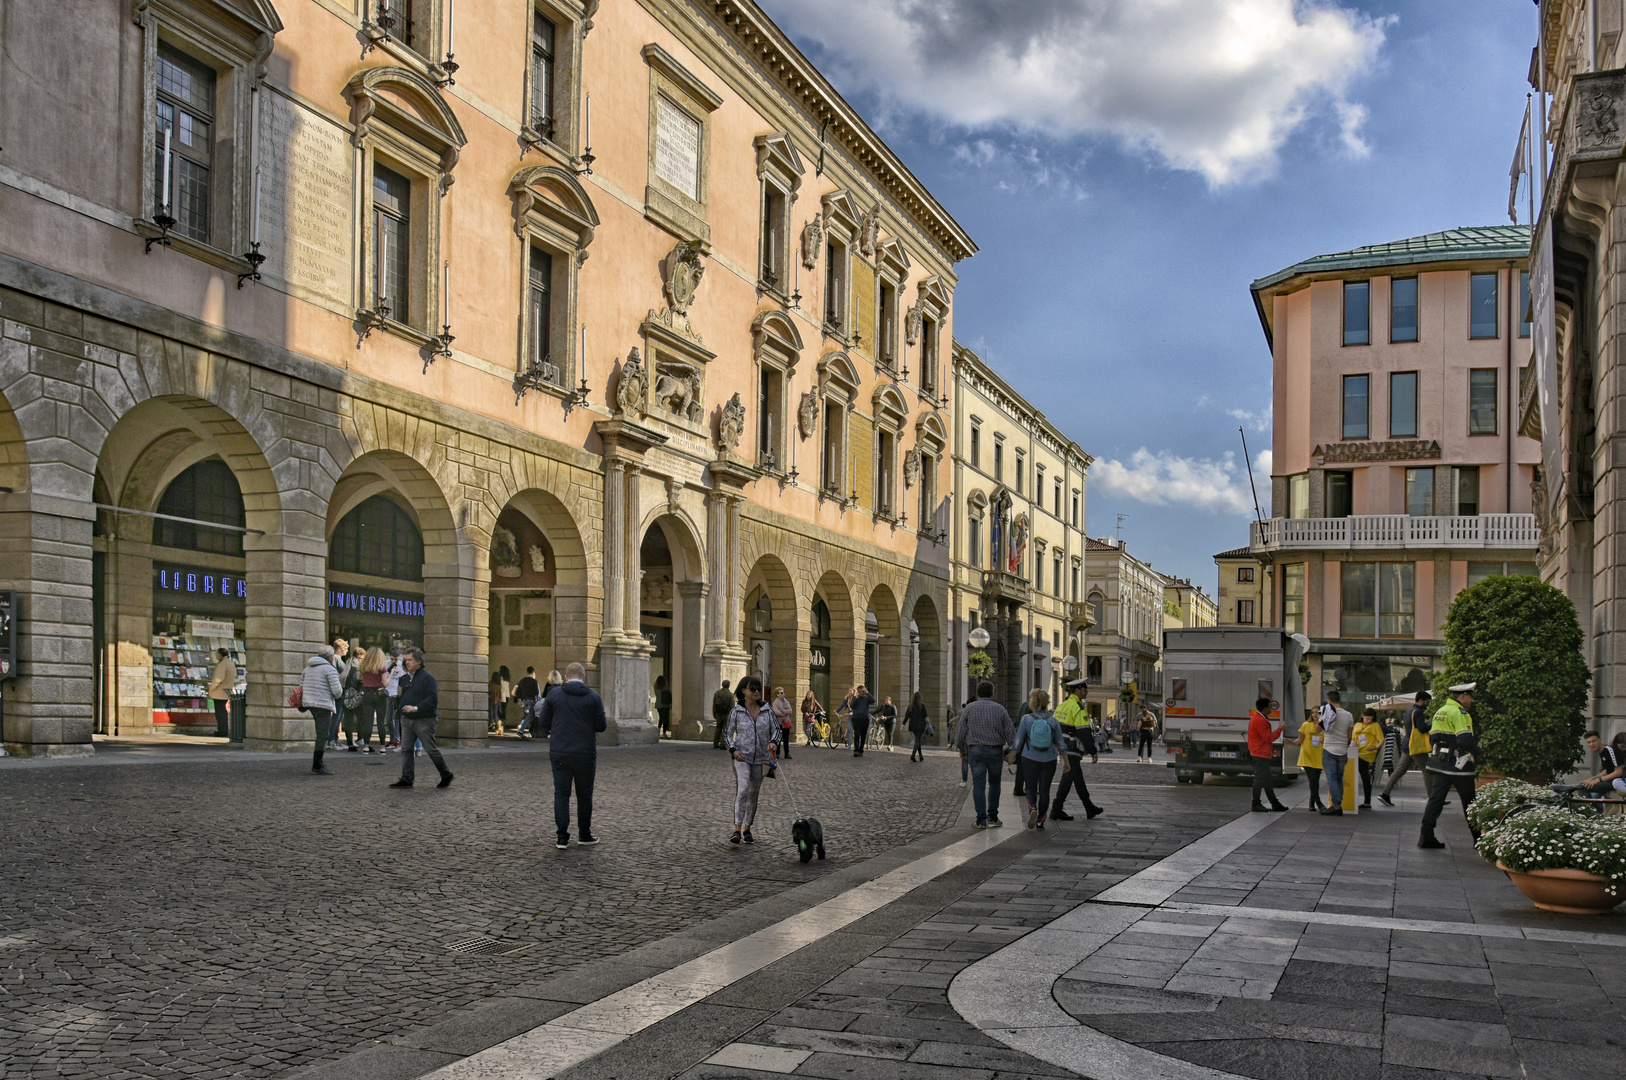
328,494,426,652
152,563,246,731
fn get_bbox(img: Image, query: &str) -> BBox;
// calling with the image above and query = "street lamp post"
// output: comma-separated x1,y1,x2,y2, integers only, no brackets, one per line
967,626,990,704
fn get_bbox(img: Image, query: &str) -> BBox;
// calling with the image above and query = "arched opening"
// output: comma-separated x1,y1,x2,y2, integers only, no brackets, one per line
639,512,704,737
811,570,856,713
911,592,944,733
326,493,426,653
867,583,902,713
488,487,590,722
809,595,832,714
742,552,802,728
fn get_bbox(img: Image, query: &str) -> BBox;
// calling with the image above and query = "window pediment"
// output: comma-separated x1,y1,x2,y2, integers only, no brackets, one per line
817,350,860,397
346,66,467,187
877,237,911,278
752,308,802,361
821,189,862,236
134,0,282,74
873,384,908,427
753,132,804,195
509,165,599,256
916,411,947,451
917,274,950,314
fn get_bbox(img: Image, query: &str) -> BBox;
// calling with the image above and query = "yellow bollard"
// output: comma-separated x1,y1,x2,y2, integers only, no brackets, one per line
1342,754,1358,812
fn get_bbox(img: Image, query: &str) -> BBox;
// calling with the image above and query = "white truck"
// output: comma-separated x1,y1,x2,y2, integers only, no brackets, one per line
1161,627,1311,784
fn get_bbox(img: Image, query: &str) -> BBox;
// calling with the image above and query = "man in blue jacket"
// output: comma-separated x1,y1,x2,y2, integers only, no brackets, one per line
389,648,452,789
539,661,607,850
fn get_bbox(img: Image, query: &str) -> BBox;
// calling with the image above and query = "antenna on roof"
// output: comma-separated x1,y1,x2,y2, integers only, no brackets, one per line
1115,513,1128,542
1239,427,1263,523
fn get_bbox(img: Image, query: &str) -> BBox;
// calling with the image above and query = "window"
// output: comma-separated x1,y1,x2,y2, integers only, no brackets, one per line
760,183,788,290
530,13,556,139
372,165,411,320
527,245,558,384
994,439,1004,483
1390,372,1418,438
1054,477,1063,518
824,237,848,333
1071,563,1080,601
1405,467,1434,517
1237,566,1255,583
1343,281,1370,345
1453,466,1480,516
1470,272,1499,338
1390,277,1418,343
1237,599,1255,625
916,450,937,533
758,365,785,471
968,517,982,568
1342,375,1369,438
1469,369,1498,434
1519,270,1531,338
1341,562,1414,638
1071,491,1080,527
377,0,415,48
1015,452,1025,494
643,44,720,242
876,429,897,516
970,424,980,469
1326,471,1353,518
878,279,898,369
1034,550,1043,593
1088,592,1105,628
154,44,215,244
154,460,244,557
1468,561,1540,585
822,401,845,496
330,495,424,582
1288,473,1309,519
921,314,939,394
1283,564,1305,635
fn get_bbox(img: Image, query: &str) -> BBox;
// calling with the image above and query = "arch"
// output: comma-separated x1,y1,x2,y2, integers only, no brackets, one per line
752,308,803,356
508,164,600,245
812,568,859,709
490,487,592,718
915,410,948,450
0,390,28,495
867,582,904,709
742,552,801,705
344,66,467,160
817,350,861,395
910,592,945,732
638,508,705,583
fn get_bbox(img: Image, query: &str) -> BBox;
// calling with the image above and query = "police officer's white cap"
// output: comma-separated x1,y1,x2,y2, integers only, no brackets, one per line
1448,682,1476,693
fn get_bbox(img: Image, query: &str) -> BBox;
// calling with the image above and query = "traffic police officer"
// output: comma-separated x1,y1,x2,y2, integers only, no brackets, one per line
1419,682,1479,850
1051,679,1103,821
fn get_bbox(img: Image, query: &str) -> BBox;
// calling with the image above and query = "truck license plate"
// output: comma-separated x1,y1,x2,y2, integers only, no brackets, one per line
1210,751,1238,760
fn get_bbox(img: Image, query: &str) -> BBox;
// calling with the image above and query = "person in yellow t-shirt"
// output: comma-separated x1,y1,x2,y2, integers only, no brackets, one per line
1296,713,1326,811
1353,708,1384,809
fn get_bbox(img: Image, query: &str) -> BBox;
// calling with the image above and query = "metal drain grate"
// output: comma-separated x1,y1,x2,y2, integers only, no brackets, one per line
445,936,534,957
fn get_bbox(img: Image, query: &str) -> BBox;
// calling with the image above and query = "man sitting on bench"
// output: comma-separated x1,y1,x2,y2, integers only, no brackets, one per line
1580,731,1626,796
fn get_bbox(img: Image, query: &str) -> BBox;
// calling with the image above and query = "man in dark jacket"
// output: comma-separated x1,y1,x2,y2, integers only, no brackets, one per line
712,679,734,749
844,685,876,757
389,648,452,789
540,662,607,849
514,666,542,738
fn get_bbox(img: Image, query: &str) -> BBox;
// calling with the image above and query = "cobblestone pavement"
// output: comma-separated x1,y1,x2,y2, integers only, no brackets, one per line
0,740,965,1078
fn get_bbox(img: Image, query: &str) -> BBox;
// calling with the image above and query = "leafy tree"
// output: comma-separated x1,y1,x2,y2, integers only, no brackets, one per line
1436,575,1590,782
968,651,994,680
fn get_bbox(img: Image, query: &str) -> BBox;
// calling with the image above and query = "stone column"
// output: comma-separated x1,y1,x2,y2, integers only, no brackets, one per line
705,492,728,647
423,565,488,747
700,487,747,737
602,461,626,640
242,532,329,751
597,461,655,745
725,496,742,646
675,580,708,738
625,464,643,642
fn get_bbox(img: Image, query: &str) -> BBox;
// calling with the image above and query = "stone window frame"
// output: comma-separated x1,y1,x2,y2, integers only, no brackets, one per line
914,410,948,536
911,276,950,400
642,43,722,245
966,489,988,569
362,0,451,81
871,384,909,521
1071,557,1082,602
754,133,803,301
821,190,863,343
816,351,861,500
519,0,593,167
344,65,467,345
132,0,282,271
508,164,600,394
875,238,911,373
1034,537,1048,592
751,309,802,474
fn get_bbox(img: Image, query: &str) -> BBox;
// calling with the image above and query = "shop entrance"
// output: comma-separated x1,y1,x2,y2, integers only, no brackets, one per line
327,494,425,654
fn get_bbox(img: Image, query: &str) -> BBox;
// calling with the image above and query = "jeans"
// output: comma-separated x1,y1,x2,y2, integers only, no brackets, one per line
551,754,596,841
517,699,536,735
1421,772,1477,837
911,731,924,759
851,718,870,753
1138,730,1154,759
398,713,449,782
967,746,1004,823
1324,752,1348,808
1021,757,1058,821
309,708,332,766
385,696,399,743
733,760,766,828
1251,754,1283,807
1055,754,1096,811
328,710,343,742
213,698,229,738
1358,758,1375,804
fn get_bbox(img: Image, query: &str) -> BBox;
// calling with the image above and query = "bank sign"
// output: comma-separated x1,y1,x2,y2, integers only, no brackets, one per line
328,588,425,618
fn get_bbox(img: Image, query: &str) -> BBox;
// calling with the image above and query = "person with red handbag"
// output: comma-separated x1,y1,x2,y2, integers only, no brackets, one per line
299,645,344,775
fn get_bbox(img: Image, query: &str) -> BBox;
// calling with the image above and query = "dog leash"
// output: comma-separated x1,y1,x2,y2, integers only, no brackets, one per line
775,757,805,821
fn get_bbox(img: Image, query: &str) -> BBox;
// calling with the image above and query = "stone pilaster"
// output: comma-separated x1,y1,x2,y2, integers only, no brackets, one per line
602,460,626,640
242,533,328,751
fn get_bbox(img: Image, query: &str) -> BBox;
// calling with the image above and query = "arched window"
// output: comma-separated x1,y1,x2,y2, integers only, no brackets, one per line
811,597,831,641
155,459,244,556
330,495,424,581
1088,591,1105,629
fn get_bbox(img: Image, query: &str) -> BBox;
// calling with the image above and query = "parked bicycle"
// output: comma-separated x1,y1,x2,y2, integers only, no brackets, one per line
1500,783,1614,825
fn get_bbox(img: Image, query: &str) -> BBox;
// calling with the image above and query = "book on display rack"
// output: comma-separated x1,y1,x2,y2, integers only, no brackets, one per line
151,634,246,724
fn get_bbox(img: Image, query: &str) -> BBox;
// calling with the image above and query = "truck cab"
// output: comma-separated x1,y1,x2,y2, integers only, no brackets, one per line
1162,627,1310,784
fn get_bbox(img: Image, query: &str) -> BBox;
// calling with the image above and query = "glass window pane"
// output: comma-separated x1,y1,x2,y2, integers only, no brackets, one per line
1519,271,1531,338
1288,473,1309,518
1469,369,1497,434
1327,471,1353,518
1471,272,1499,338
1341,563,1376,638
157,45,214,113
1405,468,1433,516
1454,466,1480,516
1343,281,1369,345
1390,372,1417,437
1283,563,1305,635
176,157,210,242
1467,562,1500,587
1379,563,1414,637
1390,277,1418,342
1507,563,1538,577
1342,375,1369,439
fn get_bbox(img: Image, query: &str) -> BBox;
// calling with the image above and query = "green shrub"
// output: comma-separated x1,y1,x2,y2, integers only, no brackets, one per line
968,651,994,680
1465,778,1552,835
1436,575,1590,781
1476,807,1626,883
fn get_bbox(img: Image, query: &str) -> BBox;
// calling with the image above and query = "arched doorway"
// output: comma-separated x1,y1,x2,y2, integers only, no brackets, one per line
868,583,902,708
639,513,704,737
911,593,945,736
741,552,799,712
811,570,856,712
326,493,425,653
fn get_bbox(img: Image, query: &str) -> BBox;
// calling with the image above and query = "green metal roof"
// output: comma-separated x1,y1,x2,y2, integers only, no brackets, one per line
1251,225,1532,294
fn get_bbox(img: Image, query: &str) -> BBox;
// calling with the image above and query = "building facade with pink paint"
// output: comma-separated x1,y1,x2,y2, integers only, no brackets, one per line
1248,228,1541,712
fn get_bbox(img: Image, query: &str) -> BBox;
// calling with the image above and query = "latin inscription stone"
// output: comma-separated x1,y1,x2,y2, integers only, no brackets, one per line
257,91,353,307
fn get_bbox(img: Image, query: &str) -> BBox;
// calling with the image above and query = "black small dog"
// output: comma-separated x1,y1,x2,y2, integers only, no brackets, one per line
792,817,825,864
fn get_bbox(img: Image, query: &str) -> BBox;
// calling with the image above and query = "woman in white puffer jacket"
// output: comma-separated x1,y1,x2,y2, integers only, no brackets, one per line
724,674,776,847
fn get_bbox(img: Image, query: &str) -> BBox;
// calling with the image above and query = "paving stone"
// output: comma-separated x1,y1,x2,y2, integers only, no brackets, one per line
1382,1015,1521,1078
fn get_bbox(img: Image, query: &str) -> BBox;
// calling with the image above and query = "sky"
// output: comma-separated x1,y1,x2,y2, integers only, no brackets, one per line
755,0,1540,595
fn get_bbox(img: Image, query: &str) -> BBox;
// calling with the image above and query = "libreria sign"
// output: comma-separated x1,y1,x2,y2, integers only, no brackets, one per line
328,589,426,617
155,567,248,598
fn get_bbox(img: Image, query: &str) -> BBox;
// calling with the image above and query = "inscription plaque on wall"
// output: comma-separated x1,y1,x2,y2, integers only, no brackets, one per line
257,90,354,308
1312,439,1441,465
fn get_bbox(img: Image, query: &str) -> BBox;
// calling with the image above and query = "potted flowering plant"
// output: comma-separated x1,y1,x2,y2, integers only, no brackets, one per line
1474,781,1626,913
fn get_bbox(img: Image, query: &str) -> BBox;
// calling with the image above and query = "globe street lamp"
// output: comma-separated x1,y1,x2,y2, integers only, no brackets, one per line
966,626,991,707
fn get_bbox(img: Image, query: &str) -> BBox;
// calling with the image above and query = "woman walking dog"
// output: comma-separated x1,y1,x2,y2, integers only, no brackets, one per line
725,675,777,846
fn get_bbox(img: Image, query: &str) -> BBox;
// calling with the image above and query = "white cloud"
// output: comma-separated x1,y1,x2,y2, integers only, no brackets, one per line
1227,406,1273,433
759,0,1389,185
1093,447,1271,515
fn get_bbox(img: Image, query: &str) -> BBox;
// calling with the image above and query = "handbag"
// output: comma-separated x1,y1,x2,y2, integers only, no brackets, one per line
287,686,304,711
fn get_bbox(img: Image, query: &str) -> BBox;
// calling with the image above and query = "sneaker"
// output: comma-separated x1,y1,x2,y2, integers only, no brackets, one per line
742,832,754,845
974,820,987,829
1378,793,1394,806
389,779,412,788
312,766,332,775
1271,804,1289,812
1418,836,1445,850
364,745,374,754
1027,806,1039,830
1320,808,1343,816
436,772,454,788
556,839,569,850
1051,809,1075,821
960,780,967,787
1036,822,1045,830
346,744,359,752
729,830,742,845
988,817,1003,828
578,835,600,846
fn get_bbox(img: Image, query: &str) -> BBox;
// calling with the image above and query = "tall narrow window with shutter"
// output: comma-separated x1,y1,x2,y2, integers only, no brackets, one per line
529,246,557,384
531,14,556,138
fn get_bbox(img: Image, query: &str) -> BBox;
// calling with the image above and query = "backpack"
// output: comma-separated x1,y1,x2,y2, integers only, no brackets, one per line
1027,717,1054,752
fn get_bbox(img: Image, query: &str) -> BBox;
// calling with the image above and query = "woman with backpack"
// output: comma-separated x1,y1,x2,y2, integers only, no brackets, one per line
1009,689,1065,829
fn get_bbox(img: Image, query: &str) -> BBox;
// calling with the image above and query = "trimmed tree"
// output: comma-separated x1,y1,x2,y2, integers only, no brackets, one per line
1436,574,1590,782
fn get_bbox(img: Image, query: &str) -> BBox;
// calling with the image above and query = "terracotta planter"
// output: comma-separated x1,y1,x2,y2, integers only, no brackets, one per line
1496,861,1626,914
